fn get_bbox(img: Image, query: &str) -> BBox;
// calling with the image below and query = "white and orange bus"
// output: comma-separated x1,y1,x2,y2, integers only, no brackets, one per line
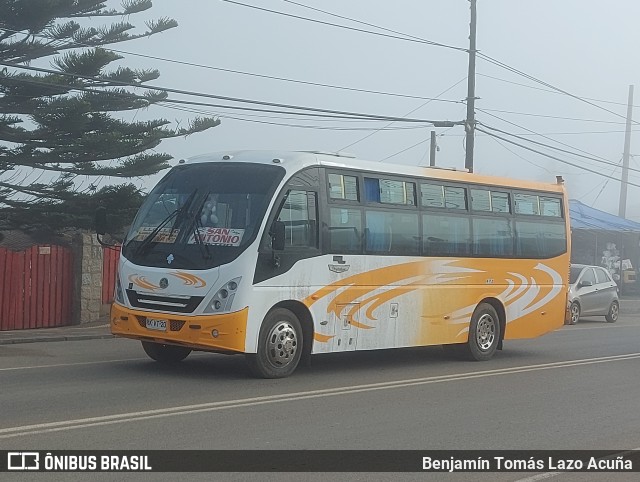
107,150,570,378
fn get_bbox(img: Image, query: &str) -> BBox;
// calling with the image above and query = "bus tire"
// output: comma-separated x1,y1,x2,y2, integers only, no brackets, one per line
141,341,191,363
246,308,302,379
463,303,501,361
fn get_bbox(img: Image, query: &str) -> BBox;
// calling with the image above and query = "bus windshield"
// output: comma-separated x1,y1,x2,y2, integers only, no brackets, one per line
122,162,285,270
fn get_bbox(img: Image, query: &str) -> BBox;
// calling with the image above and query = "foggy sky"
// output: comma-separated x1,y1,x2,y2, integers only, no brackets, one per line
108,1,640,220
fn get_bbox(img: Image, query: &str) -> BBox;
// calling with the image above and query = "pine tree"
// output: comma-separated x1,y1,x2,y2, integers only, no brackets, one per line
0,0,220,234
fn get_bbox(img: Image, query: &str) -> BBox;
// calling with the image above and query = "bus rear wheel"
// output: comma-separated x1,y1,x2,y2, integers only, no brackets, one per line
141,341,191,363
246,308,302,379
463,303,501,361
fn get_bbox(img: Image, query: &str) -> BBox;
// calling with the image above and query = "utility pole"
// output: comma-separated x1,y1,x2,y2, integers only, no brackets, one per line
429,130,436,166
618,84,633,218
464,0,478,173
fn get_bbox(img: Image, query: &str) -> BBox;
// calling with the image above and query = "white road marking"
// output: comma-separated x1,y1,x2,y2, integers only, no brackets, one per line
515,472,561,482
0,352,210,371
556,325,628,331
1,352,640,439
0,358,146,371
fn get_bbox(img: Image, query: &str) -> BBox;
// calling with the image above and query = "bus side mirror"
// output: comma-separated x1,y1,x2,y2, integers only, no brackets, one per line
272,220,285,251
95,207,107,236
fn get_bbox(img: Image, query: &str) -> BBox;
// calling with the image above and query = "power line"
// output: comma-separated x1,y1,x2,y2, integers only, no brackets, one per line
280,0,466,51
484,132,559,175
5,7,623,122
4,13,632,126
0,26,463,105
0,61,462,126
479,122,640,175
477,73,640,108
158,100,427,126
477,109,624,168
158,101,434,131
476,108,640,184
476,127,640,188
478,108,626,125
477,53,638,125
3,5,635,179
3,73,381,122
380,138,429,162
579,157,624,204
241,1,640,159
1,65,461,136
339,77,468,151
220,0,467,52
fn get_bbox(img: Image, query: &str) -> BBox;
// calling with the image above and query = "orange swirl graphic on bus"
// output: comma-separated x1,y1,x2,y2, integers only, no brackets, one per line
304,258,565,344
128,275,161,291
171,271,207,288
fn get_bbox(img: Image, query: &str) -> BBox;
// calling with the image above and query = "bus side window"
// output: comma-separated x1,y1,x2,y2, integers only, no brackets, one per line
366,210,419,255
422,214,470,256
328,208,362,253
276,190,318,249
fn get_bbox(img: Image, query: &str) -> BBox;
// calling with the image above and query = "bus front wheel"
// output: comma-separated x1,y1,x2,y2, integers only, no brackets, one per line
464,303,501,361
246,308,303,379
141,341,191,363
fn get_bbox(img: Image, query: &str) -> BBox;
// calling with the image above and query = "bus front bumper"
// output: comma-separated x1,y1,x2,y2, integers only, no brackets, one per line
110,303,248,353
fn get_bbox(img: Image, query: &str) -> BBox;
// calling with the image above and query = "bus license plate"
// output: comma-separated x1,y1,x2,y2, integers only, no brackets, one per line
145,318,167,331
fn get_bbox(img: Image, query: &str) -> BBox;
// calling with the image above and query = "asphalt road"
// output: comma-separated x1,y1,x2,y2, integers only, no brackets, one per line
2,313,640,481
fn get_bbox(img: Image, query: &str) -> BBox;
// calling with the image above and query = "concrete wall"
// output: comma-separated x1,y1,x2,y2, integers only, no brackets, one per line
72,231,104,324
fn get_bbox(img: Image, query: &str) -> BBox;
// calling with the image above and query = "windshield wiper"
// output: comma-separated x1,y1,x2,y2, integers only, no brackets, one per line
191,214,212,260
133,189,198,256
186,192,212,260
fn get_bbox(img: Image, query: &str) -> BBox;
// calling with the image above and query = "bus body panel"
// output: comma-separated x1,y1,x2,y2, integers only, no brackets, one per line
251,253,567,354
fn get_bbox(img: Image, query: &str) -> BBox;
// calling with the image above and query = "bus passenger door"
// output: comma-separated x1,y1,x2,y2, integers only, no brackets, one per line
254,168,321,287
332,303,359,352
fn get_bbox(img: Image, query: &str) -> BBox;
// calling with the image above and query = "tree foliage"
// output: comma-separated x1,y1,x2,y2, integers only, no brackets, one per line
0,0,220,235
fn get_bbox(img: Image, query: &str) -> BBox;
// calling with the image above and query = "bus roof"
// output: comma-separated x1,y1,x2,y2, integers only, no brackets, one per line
185,150,566,194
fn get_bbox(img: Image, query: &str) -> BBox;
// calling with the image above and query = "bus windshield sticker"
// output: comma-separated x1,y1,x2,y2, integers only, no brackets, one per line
188,227,245,246
134,226,179,243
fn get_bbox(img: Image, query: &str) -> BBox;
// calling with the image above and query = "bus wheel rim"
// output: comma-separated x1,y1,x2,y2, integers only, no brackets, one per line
266,321,298,368
476,314,495,351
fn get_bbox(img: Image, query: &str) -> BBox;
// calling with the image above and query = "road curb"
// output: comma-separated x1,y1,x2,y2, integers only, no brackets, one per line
0,334,115,345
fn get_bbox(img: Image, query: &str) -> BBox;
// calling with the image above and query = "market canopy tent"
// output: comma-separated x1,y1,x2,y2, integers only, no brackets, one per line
569,200,640,232
569,200,640,291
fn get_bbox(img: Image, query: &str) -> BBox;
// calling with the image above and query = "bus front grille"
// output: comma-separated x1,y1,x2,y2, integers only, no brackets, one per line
126,290,204,314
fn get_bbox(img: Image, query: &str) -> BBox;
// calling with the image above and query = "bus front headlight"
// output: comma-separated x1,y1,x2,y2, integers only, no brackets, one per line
204,277,241,313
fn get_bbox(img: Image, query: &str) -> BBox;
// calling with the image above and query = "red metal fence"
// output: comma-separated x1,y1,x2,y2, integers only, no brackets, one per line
102,245,121,304
0,245,74,331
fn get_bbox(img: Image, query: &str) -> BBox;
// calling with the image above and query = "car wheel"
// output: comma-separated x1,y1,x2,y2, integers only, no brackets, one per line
246,308,303,378
141,341,191,363
569,302,580,325
605,300,619,323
